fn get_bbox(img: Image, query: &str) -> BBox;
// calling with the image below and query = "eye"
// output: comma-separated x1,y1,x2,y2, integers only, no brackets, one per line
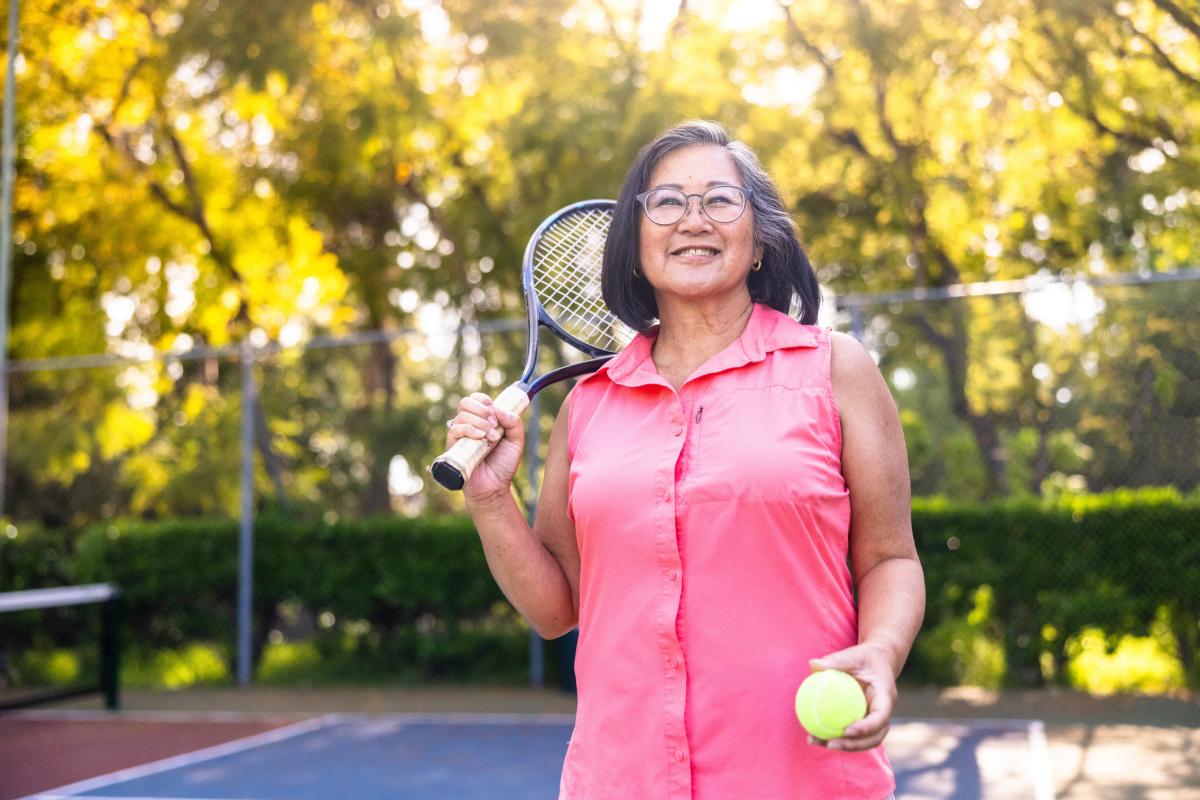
650,191,684,208
705,189,738,206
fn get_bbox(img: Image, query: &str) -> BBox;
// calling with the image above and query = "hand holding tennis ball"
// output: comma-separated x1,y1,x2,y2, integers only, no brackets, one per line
794,669,868,741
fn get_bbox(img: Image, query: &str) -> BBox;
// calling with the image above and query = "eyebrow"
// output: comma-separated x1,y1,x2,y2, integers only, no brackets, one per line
653,180,741,190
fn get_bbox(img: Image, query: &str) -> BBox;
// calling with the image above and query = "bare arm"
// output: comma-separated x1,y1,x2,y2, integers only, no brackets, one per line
811,332,925,751
450,392,581,639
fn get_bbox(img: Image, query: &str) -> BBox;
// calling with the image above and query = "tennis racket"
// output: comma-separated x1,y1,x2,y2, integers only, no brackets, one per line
430,199,635,491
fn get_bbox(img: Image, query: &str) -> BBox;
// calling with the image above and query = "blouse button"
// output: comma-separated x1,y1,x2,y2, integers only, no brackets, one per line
674,749,686,762
673,426,683,436
666,569,677,582
669,656,680,669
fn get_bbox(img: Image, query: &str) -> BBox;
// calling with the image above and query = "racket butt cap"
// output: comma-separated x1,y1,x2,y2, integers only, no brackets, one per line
430,460,466,491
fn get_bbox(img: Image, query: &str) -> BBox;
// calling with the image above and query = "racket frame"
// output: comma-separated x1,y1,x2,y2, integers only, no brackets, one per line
430,199,620,491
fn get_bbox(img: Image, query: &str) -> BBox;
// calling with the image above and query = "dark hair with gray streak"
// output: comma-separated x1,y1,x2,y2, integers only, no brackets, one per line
601,120,821,330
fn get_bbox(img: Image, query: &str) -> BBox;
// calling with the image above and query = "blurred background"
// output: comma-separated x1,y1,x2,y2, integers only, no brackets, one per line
0,0,1197,702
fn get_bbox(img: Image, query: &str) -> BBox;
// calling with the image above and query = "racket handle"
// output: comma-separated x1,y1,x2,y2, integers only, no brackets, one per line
430,383,531,491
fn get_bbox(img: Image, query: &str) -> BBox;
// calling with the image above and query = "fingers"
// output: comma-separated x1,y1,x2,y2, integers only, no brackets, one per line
493,404,522,431
804,646,897,752
447,393,503,445
830,683,894,750
445,392,525,451
816,721,890,751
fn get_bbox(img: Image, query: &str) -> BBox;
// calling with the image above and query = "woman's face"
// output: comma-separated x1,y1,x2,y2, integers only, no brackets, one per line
637,144,761,311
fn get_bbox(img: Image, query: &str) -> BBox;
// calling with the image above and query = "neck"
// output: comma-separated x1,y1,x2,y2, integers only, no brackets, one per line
651,295,756,387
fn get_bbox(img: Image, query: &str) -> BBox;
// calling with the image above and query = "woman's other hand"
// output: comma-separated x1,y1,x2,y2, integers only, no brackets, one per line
805,643,897,752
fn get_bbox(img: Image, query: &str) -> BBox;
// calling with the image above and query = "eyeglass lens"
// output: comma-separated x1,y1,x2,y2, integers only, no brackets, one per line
643,187,747,224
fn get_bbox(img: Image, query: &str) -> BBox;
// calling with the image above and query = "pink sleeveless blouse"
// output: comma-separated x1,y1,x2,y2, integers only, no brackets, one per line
561,303,894,799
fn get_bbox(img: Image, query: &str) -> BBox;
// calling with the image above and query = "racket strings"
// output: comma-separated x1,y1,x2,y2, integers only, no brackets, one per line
540,214,619,323
533,209,633,354
539,257,604,318
539,268,625,352
536,213,608,288
544,284,629,352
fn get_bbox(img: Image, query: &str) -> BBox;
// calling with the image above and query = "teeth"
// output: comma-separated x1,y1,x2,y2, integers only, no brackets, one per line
676,248,718,256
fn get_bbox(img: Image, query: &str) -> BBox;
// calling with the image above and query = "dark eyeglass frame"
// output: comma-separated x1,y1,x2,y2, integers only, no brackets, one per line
635,185,754,225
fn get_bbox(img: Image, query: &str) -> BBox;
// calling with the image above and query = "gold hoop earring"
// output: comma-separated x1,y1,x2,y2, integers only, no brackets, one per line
751,260,762,272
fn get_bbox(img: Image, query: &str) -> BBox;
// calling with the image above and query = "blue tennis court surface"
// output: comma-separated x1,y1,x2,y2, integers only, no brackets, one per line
23,714,1054,799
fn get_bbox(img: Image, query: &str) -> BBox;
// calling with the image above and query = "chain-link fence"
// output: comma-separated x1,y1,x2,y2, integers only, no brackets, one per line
837,273,1200,502
2,317,540,527
2,272,1198,693
6,275,1197,526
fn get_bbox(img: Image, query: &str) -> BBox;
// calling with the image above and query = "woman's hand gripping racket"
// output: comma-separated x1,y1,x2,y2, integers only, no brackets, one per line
430,199,635,491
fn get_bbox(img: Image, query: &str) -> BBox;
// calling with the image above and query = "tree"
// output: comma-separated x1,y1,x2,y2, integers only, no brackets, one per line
5,0,1198,525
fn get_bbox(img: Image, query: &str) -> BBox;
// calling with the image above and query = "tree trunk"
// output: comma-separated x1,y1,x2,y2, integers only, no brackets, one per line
910,306,1009,496
364,336,398,514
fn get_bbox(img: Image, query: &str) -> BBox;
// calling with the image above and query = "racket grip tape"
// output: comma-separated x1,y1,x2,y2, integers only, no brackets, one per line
430,383,531,491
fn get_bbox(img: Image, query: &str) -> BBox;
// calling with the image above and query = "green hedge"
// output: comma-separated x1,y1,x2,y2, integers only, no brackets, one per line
2,489,1197,690
910,489,1200,689
1,513,535,685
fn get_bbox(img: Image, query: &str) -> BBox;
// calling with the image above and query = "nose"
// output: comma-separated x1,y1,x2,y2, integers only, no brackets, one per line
677,196,712,231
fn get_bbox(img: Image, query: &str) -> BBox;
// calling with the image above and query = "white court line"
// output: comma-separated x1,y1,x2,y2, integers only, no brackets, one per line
18,714,343,800
1027,719,1057,800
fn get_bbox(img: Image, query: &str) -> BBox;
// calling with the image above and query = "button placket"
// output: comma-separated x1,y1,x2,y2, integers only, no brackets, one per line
655,394,690,798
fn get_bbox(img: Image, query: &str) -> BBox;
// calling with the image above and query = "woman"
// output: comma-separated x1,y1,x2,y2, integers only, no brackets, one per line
446,120,923,799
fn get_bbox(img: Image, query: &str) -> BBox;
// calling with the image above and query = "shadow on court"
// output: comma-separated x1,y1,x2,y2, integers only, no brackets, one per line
893,726,988,798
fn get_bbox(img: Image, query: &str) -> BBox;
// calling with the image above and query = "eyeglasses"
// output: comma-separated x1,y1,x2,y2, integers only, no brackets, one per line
635,185,753,225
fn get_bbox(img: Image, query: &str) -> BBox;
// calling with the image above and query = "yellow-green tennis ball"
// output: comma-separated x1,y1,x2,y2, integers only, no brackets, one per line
794,669,867,741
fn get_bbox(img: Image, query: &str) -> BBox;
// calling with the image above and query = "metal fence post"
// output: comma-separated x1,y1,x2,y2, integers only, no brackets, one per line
851,304,865,341
0,0,23,522
525,391,544,688
237,341,256,687
101,591,122,710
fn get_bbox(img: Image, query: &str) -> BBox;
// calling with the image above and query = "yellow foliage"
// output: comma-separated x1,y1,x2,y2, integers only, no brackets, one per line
23,649,82,684
1066,611,1185,695
258,641,322,682
916,585,1007,689
125,645,230,690
267,69,290,98
182,384,213,422
69,449,92,474
98,405,156,460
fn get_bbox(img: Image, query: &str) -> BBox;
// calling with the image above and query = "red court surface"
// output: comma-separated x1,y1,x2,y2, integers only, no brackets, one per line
0,714,293,800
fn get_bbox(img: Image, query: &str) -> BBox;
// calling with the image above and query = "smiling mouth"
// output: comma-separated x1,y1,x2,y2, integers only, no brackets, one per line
672,247,720,257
